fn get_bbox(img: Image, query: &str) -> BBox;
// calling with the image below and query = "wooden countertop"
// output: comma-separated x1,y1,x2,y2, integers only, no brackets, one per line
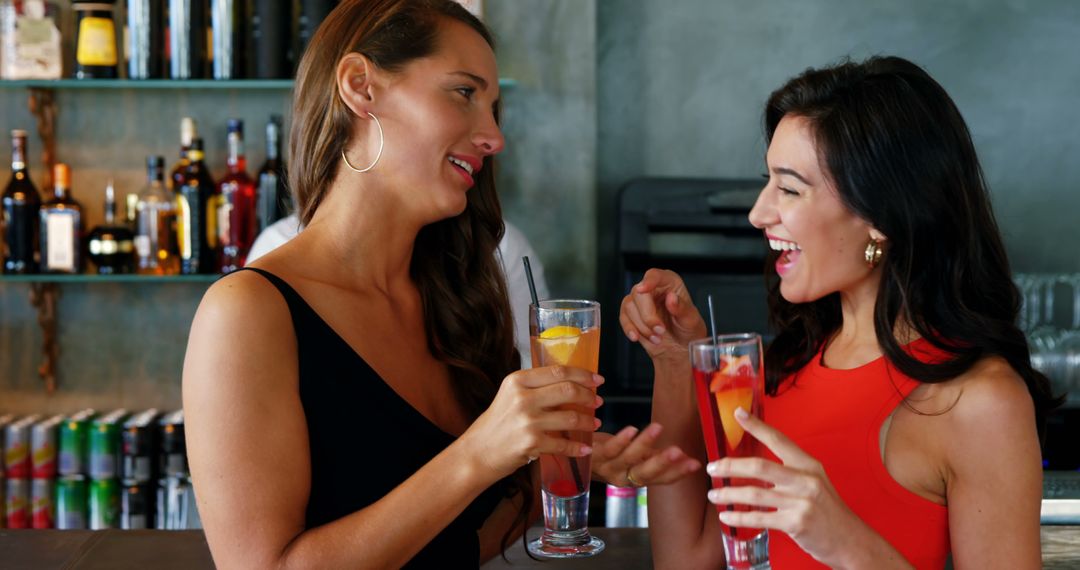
2,526,1077,568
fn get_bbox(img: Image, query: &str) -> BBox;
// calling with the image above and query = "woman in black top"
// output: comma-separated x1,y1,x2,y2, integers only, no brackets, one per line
183,1,699,567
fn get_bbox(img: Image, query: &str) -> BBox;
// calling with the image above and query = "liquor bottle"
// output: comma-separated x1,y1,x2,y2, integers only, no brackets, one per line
255,115,288,232
124,192,139,230
126,0,165,79
168,0,208,79
169,117,197,195
135,156,179,275
39,163,85,274
2,129,42,274
218,119,256,273
73,0,119,79
248,0,288,79
177,138,216,274
211,0,246,79
86,180,136,274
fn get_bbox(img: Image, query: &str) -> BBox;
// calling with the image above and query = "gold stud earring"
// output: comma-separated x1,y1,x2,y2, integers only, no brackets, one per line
864,238,884,269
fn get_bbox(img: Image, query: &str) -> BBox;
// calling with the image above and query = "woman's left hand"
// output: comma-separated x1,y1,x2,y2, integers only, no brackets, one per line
706,408,872,566
592,423,701,487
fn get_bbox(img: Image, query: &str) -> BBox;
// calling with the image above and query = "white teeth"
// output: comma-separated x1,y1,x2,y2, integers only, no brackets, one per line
448,156,474,175
769,239,802,252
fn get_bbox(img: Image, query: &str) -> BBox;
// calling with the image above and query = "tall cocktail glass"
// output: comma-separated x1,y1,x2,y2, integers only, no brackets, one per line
690,333,770,570
526,300,605,558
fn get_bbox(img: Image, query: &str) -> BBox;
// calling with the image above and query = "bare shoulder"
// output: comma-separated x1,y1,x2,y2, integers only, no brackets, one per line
947,355,1034,425
182,269,297,396
936,355,1039,477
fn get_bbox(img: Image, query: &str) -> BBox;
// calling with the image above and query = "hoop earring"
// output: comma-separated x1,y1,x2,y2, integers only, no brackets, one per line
341,112,384,173
864,238,884,269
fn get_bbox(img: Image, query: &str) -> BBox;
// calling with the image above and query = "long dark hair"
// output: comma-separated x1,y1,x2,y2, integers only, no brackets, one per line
761,56,1061,440
289,0,530,552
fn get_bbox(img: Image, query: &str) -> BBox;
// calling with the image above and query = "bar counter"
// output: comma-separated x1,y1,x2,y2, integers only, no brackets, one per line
2,526,1078,568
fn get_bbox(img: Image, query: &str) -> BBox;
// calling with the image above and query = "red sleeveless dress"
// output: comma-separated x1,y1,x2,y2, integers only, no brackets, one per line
762,339,951,569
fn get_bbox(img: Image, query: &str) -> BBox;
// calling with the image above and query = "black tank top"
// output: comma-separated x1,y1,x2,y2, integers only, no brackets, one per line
238,267,507,568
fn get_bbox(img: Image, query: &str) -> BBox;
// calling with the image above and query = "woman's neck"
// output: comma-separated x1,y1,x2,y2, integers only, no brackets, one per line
824,275,920,369
824,274,884,369
301,173,423,296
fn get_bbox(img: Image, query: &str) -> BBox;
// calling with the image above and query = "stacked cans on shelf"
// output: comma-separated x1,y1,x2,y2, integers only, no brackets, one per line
1,413,58,528
605,484,649,528
1,409,198,530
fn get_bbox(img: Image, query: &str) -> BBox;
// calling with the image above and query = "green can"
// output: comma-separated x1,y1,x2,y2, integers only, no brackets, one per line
89,410,127,480
89,478,119,530
56,475,88,530
59,409,95,477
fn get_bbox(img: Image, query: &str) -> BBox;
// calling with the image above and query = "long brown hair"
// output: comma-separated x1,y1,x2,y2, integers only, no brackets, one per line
289,0,530,554
761,56,1061,440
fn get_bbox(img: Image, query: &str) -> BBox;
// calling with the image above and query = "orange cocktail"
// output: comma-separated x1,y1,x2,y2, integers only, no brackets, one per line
527,300,605,559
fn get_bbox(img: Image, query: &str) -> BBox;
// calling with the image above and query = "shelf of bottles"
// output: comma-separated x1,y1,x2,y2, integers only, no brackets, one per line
0,79,295,90
0,78,514,90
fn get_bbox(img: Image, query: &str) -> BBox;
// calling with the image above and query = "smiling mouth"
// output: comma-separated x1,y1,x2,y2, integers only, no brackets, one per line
448,156,474,175
769,238,802,275
768,238,801,252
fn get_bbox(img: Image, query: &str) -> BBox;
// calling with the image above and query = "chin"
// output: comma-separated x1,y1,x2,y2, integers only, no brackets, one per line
778,281,822,305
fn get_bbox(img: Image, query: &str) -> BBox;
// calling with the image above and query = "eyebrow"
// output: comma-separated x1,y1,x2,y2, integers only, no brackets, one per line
449,71,488,90
772,167,812,186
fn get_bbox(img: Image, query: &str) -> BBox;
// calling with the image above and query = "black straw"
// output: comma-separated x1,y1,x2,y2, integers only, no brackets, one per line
523,256,585,493
523,256,539,307
707,295,718,345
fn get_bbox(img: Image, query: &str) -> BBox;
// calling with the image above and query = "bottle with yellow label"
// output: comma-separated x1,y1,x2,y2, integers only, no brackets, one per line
73,0,118,79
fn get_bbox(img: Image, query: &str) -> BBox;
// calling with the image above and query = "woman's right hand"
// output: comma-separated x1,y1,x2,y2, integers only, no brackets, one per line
461,365,603,480
619,268,707,364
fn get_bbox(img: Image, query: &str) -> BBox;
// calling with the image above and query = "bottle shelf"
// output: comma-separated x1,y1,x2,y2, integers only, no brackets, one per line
0,79,294,90
0,78,517,90
0,274,219,283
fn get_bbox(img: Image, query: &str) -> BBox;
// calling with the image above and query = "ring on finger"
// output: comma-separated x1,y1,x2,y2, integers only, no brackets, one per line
527,456,538,464
626,467,643,487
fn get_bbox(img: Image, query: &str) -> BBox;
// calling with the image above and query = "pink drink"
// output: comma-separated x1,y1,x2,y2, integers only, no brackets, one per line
689,338,767,542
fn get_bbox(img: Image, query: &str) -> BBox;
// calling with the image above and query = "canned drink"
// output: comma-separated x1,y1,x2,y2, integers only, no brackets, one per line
605,484,638,528
157,476,200,529
90,410,128,480
4,415,41,479
637,487,648,527
89,478,120,530
121,481,152,529
0,414,15,477
159,411,187,477
122,410,160,483
31,415,64,479
5,478,30,529
56,475,89,530
59,409,96,476
31,478,55,528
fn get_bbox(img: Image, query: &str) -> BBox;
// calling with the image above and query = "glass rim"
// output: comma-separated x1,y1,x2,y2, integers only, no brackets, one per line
531,299,600,311
689,333,761,349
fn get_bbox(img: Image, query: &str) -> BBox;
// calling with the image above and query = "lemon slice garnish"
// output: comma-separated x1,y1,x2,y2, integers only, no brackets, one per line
538,325,582,365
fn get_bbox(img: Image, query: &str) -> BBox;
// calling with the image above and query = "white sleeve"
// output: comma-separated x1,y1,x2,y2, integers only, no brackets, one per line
245,214,303,264
499,222,551,368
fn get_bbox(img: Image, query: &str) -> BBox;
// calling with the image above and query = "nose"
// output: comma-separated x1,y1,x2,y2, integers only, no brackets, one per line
748,184,777,230
473,112,505,156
